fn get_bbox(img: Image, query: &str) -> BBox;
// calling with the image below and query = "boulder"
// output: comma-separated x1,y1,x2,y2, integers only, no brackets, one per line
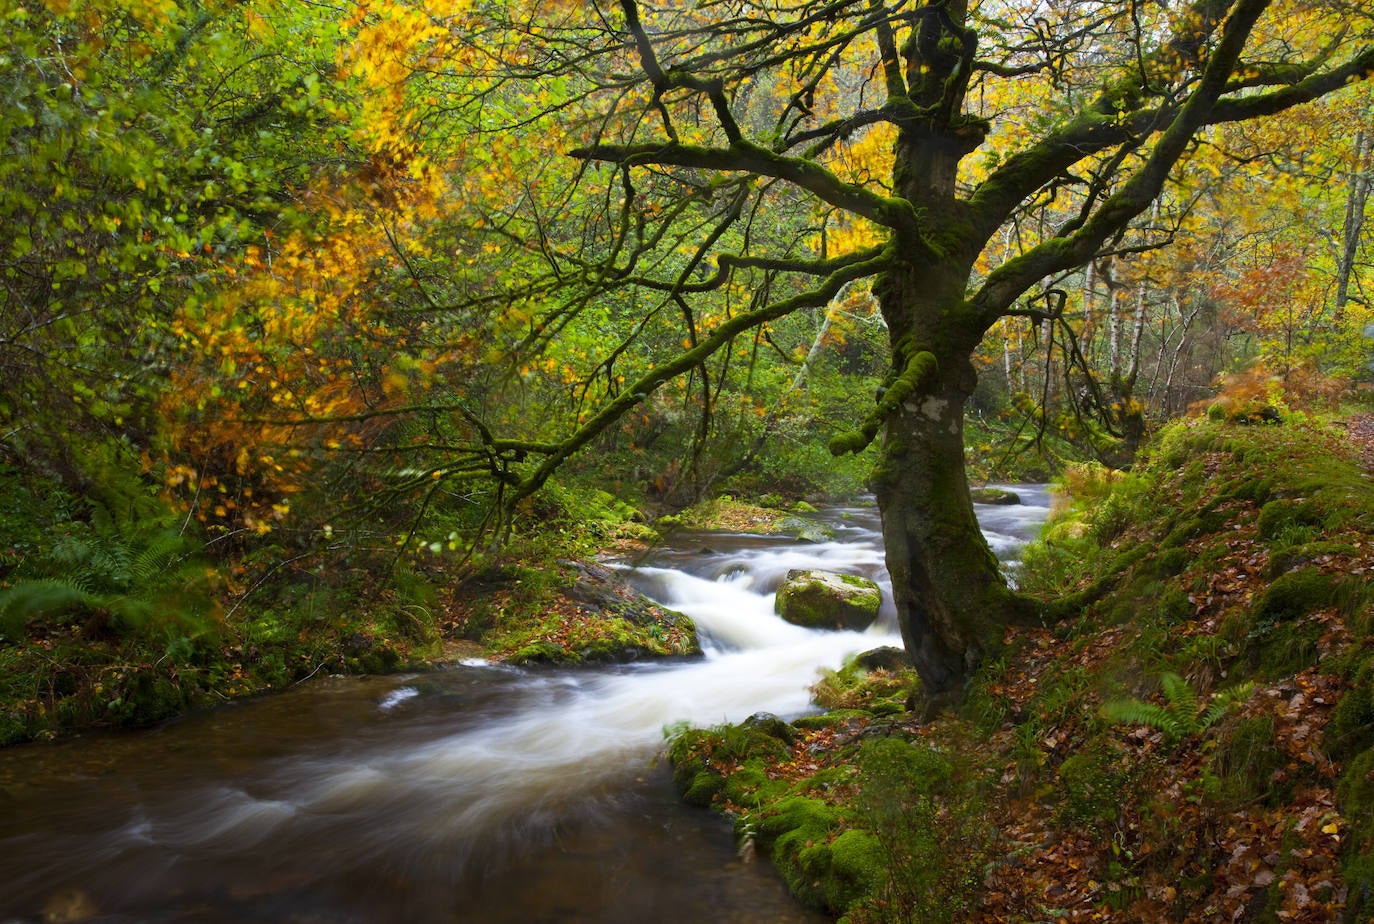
852,646,908,672
774,569,881,631
970,487,1021,505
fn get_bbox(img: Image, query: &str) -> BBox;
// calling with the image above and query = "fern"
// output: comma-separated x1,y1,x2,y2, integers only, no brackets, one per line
3,519,211,640
1102,673,1253,745
0,578,99,637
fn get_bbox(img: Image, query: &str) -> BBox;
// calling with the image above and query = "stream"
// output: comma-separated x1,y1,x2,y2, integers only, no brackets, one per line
0,489,1049,923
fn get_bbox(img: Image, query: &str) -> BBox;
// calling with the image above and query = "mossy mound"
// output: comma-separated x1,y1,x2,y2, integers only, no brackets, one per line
473,559,700,665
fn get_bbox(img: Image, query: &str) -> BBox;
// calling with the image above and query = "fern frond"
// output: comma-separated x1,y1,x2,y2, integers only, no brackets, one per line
1104,674,1254,745
1160,672,1198,719
1101,699,1185,742
0,578,99,636
129,530,197,584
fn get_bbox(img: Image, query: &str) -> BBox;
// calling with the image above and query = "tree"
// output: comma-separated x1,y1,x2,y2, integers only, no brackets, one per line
0,0,354,497
232,0,1370,696
408,0,1374,696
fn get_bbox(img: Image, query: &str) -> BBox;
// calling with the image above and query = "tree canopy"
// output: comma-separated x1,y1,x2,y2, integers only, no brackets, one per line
3,0,1373,694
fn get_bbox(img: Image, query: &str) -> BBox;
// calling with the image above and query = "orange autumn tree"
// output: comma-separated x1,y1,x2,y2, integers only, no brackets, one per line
159,2,519,543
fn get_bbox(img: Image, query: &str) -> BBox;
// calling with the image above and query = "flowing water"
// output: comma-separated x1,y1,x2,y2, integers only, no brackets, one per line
0,489,1049,923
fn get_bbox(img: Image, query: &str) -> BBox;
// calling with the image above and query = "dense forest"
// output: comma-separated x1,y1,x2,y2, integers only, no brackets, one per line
2,0,1374,920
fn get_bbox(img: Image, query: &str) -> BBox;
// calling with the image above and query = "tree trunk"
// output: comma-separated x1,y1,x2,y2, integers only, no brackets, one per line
870,266,1028,696
1337,128,1372,314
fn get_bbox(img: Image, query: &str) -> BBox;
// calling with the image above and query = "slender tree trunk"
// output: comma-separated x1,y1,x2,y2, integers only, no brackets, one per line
1108,288,1123,381
1337,128,1372,314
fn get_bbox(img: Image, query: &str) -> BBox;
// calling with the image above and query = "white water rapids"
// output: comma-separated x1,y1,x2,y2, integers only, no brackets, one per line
0,490,1049,923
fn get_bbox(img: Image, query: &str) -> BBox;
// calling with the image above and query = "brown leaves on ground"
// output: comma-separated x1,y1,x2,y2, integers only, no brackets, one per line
962,424,1374,922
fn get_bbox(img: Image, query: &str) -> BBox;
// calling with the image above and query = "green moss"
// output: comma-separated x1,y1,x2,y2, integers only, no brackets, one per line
1257,499,1325,542
1338,746,1374,922
1209,567,1343,680
850,736,989,922
722,759,781,808
1328,655,1374,762
1057,744,1135,829
1207,714,1286,807
775,572,881,630
1142,547,1192,580
666,721,794,808
1160,509,1229,549
764,797,847,908
1253,568,1341,622
1267,541,1362,578
811,657,919,714
796,828,887,913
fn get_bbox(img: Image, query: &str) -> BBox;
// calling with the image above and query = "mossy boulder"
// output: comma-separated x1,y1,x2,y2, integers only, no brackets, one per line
970,487,1021,505
492,560,700,664
774,570,882,631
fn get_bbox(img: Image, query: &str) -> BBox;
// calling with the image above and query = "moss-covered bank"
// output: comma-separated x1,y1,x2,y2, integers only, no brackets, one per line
0,469,694,746
667,415,1374,922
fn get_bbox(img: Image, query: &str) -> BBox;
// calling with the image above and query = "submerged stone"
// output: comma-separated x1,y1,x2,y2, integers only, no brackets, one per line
774,570,881,631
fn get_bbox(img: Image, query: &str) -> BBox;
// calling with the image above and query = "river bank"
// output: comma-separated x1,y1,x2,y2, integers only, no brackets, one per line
668,415,1374,922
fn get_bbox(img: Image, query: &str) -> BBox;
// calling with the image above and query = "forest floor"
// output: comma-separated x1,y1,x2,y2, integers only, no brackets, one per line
668,413,1374,923
1346,413,1374,473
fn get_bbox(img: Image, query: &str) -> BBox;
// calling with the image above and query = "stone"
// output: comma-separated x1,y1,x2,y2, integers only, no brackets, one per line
852,646,908,672
970,487,1021,505
774,569,881,631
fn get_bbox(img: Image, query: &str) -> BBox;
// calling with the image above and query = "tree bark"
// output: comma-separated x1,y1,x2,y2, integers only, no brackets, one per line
1337,128,1372,314
869,262,1029,696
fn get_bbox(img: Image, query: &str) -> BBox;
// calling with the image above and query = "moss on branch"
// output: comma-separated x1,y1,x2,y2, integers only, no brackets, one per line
829,350,939,456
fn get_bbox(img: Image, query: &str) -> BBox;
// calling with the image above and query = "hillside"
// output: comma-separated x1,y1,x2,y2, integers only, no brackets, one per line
668,414,1374,922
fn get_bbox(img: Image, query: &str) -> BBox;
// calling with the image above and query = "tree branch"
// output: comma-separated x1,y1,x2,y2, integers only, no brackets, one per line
501,244,894,511
570,138,919,232
972,0,1279,324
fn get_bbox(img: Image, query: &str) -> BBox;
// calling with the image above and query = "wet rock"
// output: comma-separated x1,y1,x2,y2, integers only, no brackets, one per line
853,646,908,672
774,570,881,631
775,516,834,544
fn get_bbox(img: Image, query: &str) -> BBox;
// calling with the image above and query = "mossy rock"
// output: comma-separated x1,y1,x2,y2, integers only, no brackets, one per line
1252,568,1341,623
1223,570,1335,679
757,795,873,912
1266,541,1362,580
775,570,882,631
775,517,834,544
853,646,908,672
741,710,798,743
667,722,793,806
1139,547,1192,581
789,827,887,913
506,641,569,664
1257,498,1327,542
971,487,1021,505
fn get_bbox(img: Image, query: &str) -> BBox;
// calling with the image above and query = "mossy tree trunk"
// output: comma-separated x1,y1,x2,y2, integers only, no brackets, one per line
872,350,1015,694
870,251,1027,694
